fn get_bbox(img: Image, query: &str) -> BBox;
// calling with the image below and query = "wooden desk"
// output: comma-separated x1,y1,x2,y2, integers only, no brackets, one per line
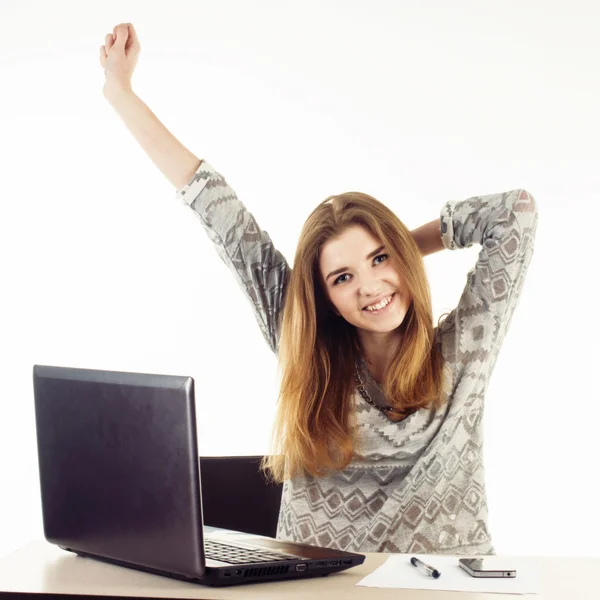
0,541,596,599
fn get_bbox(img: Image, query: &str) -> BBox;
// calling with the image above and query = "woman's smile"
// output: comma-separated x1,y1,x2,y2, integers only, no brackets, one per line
362,292,396,315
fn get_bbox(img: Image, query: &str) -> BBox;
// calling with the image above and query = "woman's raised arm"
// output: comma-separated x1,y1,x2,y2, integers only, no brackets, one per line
100,23,291,354
100,23,201,190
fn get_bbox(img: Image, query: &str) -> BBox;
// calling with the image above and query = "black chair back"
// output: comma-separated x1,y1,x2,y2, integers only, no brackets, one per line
199,456,283,539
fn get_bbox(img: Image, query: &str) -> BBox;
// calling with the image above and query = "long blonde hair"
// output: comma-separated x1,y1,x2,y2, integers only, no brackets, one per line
262,192,447,482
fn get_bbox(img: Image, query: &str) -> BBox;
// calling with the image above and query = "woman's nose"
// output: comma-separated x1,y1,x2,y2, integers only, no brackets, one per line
359,279,383,296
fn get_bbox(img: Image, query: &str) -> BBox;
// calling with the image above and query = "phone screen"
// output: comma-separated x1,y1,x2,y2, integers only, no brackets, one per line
460,558,516,572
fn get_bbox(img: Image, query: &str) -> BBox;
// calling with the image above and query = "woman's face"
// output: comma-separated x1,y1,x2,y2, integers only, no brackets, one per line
318,225,412,333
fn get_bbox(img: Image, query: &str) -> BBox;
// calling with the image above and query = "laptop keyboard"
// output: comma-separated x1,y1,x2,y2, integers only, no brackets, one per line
204,539,300,564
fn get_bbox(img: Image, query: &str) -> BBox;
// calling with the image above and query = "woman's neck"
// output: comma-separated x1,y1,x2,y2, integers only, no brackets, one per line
358,330,403,384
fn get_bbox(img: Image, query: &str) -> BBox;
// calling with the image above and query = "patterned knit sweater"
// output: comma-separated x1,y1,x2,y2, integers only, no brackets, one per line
176,160,538,555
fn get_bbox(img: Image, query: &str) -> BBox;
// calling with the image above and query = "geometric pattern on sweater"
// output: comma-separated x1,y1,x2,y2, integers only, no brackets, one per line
176,163,538,555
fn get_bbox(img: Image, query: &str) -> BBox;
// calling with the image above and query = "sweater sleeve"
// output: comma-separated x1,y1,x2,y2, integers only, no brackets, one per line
175,160,290,355
438,189,538,395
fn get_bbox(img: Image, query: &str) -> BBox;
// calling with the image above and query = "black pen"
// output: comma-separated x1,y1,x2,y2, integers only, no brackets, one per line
410,556,441,578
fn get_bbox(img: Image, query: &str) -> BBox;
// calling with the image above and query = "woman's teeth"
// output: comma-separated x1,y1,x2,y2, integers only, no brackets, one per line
364,293,394,312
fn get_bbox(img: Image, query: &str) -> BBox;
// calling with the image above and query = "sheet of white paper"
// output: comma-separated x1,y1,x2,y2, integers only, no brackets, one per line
357,554,542,595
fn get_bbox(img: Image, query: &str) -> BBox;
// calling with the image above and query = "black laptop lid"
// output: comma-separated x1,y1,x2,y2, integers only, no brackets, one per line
32,365,206,579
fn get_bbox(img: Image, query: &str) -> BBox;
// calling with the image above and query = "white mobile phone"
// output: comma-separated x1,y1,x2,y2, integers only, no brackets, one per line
458,557,517,578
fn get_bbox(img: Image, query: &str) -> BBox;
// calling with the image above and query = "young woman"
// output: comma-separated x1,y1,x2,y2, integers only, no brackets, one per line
100,23,538,555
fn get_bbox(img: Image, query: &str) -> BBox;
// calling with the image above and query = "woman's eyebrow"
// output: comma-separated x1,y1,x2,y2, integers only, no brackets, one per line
325,245,385,282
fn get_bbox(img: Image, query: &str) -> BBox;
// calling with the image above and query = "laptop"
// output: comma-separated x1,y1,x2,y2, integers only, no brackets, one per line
32,364,365,587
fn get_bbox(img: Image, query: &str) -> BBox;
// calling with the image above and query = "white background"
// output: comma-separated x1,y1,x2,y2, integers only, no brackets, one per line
1,0,599,559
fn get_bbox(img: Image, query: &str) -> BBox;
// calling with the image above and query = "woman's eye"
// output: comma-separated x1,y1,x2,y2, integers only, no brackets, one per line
333,254,388,286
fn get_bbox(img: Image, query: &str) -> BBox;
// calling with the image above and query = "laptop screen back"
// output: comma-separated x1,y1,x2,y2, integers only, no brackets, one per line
32,365,206,579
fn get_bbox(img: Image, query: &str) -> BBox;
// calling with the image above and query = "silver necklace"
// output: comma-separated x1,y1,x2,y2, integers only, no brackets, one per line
354,359,395,414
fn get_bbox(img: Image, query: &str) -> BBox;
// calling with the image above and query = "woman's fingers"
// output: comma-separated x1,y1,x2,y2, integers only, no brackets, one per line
125,24,136,51
101,24,137,59
100,23,140,94
127,24,139,46
111,23,131,53
104,33,114,53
